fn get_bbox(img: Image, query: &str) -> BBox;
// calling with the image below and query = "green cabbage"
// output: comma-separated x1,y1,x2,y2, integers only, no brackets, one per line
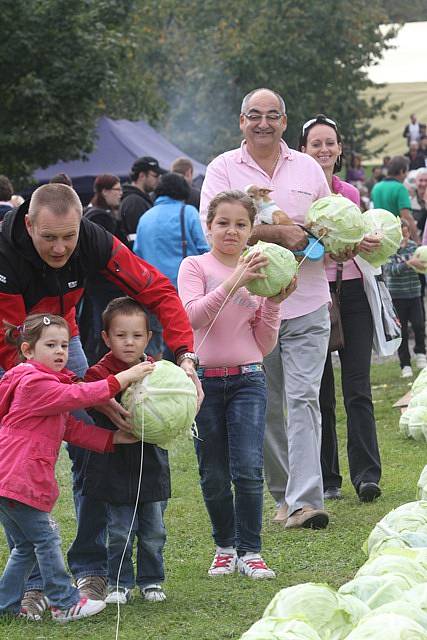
364,601,427,631
358,209,403,268
403,583,427,611
408,390,427,410
364,502,427,556
417,466,427,500
240,617,322,639
263,583,368,640
244,241,298,297
338,575,408,609
121,360,198,448
355,549,427,587
345,613,427,639
407,407,427,442
306,194,365,255
413,246,427,274
412,368,427,396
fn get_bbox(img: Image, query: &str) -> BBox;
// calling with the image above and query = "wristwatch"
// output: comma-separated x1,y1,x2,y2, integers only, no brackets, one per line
176,352,199,368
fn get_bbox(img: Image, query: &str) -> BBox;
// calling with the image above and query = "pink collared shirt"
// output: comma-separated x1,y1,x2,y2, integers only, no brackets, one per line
200,140,331,319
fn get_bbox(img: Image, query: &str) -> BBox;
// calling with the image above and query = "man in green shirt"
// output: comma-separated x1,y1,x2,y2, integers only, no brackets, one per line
371,155,419,241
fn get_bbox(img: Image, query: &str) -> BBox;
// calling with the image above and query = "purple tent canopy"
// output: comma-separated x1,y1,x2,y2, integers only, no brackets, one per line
34,116,206,181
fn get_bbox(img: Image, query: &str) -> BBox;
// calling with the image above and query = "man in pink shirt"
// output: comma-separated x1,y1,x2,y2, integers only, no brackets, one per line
200,88,331,529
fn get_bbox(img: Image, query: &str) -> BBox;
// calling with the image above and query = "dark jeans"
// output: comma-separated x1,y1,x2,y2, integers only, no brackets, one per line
320,279,381,492
108,501,167,589
195,372,267,554
393,297,426,368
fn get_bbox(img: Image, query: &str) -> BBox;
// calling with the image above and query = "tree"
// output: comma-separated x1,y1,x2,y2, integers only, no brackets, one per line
148,0,399,162
0,0,139,184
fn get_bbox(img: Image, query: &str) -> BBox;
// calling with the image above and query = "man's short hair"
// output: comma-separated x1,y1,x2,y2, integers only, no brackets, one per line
49,173,73,187
102,296,149,334
0,175,13,202
28,184,83,220
240,88,286,114
387,156,409,178
171,157,193,175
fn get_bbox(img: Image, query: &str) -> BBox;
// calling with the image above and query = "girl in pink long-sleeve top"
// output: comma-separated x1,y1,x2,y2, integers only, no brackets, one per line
0,313,154,623
177,190,296,581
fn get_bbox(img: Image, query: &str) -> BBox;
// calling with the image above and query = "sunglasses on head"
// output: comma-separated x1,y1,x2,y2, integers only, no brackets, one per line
302,116,337,135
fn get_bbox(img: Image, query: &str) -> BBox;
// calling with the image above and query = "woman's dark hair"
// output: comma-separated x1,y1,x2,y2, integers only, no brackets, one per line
0,175,13,201
206,190,257,227
298,114,343,173
4,313,70,362
90,174,120,209
154,172,190,202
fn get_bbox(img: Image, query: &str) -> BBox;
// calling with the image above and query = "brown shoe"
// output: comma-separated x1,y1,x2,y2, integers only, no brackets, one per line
76,575,108,600
272,503,288,523
284,506,329,530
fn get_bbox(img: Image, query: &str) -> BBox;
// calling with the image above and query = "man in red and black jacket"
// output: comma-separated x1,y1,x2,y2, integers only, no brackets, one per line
0,183,201,613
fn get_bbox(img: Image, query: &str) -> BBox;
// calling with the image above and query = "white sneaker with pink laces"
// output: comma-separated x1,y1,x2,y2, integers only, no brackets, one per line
208,547,237,576
51,597,106,623
237,553,276,579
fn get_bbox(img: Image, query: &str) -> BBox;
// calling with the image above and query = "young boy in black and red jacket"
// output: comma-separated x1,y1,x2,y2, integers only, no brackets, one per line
82,296,170,604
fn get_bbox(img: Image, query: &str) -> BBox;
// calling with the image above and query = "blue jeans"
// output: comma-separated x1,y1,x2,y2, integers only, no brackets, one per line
0,498,79,613
108,502,166,589
195,372,267,554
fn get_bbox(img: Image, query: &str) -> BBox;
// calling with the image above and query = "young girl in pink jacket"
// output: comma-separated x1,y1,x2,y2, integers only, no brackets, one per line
0,313,154,623
177,190,296,580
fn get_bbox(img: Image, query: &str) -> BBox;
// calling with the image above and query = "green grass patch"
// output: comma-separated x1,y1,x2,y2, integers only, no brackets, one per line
0,358,424,639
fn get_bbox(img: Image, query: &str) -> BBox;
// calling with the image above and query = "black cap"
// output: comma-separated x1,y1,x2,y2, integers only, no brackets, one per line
131,156,166,176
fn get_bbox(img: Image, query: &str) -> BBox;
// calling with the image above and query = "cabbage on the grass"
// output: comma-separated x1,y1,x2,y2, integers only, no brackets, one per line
413,246,427,274
364,601,427,631
263,583,368,640
338,575,409,609
244,241,298,298
345,612,427,639
417,466,427,500
121,360,197,448
412,367,427,396
358,209,403,268
355,549,427,587
306,194,365,255
240,617,321,640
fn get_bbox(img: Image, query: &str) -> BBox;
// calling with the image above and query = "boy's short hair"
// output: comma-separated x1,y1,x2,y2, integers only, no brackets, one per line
102,296,150,333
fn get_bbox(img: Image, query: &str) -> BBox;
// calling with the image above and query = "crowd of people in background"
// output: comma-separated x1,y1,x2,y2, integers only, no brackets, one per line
1,94,427,622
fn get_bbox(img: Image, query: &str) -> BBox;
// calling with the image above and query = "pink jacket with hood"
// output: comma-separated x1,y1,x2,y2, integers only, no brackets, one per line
0,360,120,512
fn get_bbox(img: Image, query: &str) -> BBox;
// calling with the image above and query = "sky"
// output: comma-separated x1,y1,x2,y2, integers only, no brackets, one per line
367,22,427,84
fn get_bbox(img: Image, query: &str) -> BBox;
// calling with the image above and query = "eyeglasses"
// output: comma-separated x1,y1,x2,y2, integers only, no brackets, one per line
109,187,123,192
302,116,337,135
242,112,284,123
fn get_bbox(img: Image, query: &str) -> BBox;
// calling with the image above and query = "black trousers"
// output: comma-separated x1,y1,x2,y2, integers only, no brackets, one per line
319,279,381,492
393,297,426,368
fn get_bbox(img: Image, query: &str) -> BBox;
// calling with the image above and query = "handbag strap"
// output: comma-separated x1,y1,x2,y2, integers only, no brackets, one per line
336,262,343,295
180,204,187,259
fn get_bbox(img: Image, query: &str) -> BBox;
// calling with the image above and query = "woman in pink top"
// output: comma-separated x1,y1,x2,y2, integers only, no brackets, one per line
299,115,382,503
0,313,154,622
177,191,295,580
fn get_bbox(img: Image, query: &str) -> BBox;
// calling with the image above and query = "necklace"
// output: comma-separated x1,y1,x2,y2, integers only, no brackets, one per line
270,149,281,176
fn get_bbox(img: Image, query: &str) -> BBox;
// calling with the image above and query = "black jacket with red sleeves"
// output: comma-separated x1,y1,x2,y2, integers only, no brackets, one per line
0,202,193,370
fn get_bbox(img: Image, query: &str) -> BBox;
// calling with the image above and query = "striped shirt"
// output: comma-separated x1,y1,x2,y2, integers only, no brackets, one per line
383,240,421,299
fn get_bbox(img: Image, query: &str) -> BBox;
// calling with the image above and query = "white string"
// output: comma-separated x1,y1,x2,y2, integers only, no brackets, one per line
115,398,145,640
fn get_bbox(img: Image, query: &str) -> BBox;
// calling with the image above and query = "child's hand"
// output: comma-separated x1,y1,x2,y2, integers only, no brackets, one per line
115,362,156,390
407,256,427,272
224,251,268,293
269,276,297,303
112,430,140,445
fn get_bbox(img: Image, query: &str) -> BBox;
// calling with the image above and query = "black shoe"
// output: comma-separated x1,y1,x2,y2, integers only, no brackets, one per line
358,482,381,503
324,487,342,500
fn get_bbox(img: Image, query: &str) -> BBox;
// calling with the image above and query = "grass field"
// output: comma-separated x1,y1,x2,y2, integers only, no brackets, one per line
0,358,425,640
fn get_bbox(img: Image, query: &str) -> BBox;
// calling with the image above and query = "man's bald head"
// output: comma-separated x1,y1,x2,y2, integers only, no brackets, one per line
241,88,286,115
